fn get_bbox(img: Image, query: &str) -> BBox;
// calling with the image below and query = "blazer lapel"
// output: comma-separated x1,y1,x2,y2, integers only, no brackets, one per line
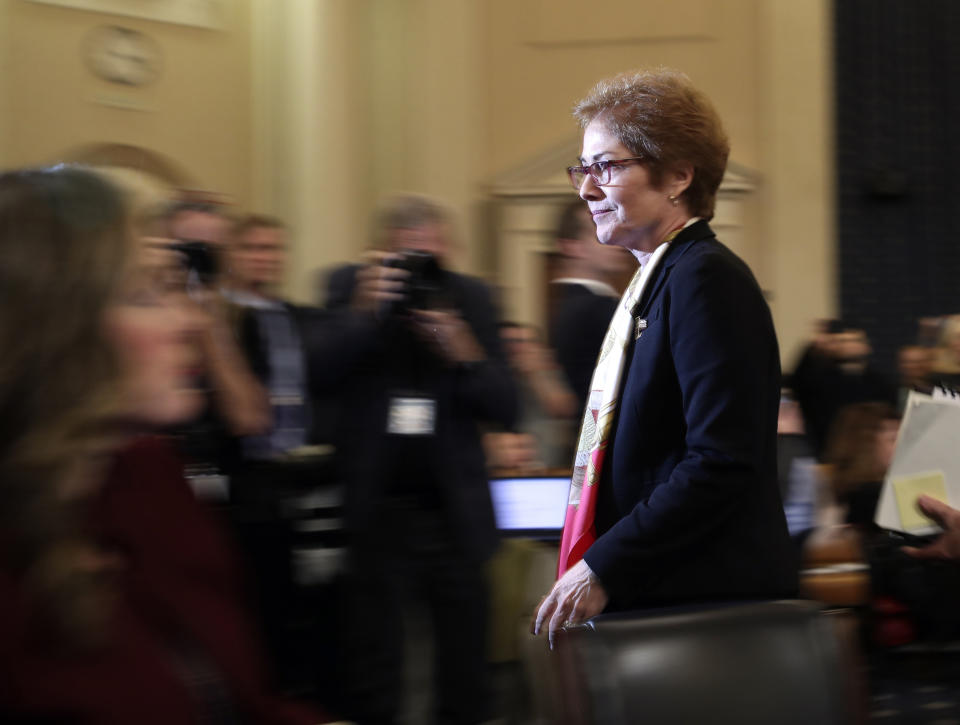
633,220,716,318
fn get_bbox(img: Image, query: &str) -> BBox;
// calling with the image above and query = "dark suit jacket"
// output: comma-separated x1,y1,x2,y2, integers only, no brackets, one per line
549,281,619,413
321,264,517,563
582,221,797,609
792,346,896,458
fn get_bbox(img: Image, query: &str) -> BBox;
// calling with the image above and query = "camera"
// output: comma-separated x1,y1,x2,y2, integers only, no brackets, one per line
170,240,220,288
385,250,445,313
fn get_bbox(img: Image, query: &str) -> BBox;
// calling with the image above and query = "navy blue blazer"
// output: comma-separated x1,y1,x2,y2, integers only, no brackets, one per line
582,221,797,609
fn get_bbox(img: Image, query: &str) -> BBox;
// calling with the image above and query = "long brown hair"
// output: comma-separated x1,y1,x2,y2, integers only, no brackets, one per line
0,167,131,646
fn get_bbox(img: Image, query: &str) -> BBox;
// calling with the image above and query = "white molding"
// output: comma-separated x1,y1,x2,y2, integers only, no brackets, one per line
23,0,226,29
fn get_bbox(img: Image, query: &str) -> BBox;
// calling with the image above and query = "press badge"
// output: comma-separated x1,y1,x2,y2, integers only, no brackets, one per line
386,396,437,436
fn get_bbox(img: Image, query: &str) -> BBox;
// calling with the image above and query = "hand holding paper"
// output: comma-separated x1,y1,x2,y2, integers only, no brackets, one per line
875,392,960,534
903,495,960,561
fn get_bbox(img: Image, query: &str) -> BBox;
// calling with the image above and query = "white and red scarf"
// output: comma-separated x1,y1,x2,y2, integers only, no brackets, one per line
556,237,676,578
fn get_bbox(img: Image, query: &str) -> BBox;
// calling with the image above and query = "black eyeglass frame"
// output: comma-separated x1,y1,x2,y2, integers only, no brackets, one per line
566,156,646,189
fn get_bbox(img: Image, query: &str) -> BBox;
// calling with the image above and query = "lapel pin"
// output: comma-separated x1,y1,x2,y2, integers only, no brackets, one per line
635,318,647,340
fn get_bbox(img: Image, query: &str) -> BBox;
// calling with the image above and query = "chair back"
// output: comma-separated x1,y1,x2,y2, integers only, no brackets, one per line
552,600,856,725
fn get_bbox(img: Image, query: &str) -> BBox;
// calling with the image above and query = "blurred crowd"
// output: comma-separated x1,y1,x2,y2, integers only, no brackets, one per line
781,314,960,538
6,161,960,724
174,193,638,723
0,171,640,725
779,314,960,648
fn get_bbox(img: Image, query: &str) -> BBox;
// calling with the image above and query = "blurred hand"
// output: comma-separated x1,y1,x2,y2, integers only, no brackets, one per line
190,287,271,437
511,340,555,377
412,308,485,364
777,397,805,435
483,432,539,470
351,252,409,315
531,559,608,649
903,495,960,561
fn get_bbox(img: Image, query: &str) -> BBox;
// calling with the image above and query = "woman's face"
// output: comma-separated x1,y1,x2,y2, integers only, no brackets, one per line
577,118,690,253
102,238,204,427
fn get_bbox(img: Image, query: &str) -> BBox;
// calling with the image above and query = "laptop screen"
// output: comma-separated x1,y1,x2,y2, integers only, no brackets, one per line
489,475,570,539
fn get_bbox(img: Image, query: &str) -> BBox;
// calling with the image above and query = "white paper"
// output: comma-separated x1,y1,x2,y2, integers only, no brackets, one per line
876,391,960,534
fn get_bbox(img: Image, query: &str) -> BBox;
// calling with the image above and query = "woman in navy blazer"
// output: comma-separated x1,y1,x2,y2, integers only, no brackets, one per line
534,69,797,643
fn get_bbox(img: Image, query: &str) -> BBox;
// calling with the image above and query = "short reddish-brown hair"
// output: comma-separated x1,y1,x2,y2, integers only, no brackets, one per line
573,69,730,220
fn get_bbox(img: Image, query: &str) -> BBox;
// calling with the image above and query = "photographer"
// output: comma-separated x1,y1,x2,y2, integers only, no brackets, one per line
323,194,517,725
165,201,271,450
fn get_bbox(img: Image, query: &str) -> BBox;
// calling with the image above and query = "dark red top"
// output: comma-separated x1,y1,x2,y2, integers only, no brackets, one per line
0,436,325,724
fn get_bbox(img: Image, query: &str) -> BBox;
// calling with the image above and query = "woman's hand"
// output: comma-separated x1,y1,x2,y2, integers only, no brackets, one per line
531,559,608,649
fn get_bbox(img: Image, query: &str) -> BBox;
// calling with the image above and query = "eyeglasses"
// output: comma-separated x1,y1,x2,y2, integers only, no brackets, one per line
566,157,645,189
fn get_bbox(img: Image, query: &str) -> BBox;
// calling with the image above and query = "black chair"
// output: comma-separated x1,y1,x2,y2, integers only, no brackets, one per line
550,600,858,725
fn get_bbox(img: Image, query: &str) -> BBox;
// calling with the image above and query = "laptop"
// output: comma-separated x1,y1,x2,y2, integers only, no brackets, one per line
488,474,570,540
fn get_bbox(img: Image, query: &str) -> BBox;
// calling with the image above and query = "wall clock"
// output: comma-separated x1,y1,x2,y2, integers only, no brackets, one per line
83,25,163,87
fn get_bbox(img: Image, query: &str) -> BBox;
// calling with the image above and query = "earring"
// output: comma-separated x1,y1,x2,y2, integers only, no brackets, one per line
668,194,680,207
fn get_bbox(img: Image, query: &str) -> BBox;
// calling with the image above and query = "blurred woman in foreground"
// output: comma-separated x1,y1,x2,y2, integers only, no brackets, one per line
0,167,323,723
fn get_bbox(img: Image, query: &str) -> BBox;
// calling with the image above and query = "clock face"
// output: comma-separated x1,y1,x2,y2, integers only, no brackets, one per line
83,25,163,87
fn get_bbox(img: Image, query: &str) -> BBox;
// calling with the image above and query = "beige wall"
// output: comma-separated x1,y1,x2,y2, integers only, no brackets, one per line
481,0,763,175
250,0,491,302
1,0,253,206
478,0,834,362
250,0,376,304
370,0,486,274
759,0,837,364
0,2,8,165
1,0,834,361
